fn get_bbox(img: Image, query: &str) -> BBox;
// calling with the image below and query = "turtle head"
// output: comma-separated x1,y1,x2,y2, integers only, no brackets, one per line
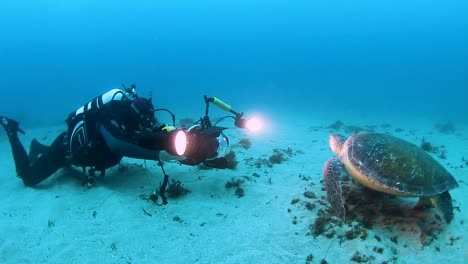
329,134,347,155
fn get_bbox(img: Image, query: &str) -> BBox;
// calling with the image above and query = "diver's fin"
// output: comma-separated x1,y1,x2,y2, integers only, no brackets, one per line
1,116,25,135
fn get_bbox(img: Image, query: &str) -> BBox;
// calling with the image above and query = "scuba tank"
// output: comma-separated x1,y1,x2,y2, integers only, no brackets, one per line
65,88,132,169
71,88,129,118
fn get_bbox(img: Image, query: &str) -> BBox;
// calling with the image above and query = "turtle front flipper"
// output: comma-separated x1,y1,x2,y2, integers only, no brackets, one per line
323,157,346,220
430,191,454,223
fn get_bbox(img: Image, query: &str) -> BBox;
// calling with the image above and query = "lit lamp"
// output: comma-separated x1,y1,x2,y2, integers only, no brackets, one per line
206,96,262,133
150,129,187,156
235,113,262,132
171,130,187,156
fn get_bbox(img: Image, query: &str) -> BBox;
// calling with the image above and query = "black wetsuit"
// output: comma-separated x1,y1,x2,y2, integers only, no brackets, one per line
4,128,68,186
1,99,163,186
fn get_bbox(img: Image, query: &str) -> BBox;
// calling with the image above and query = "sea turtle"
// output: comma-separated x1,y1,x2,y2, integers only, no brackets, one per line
323,132,459,223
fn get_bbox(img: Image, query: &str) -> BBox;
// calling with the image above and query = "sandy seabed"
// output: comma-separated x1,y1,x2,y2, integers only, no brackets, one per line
0,114,466,264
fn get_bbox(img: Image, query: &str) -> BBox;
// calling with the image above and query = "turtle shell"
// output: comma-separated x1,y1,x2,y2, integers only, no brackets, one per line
340,132,459,196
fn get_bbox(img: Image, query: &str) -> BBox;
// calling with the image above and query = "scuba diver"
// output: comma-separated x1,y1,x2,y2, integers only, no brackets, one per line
0,85,231,190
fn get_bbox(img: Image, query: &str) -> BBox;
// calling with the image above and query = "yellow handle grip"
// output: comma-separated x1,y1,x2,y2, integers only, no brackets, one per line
212,97,232,112
161,125,176,132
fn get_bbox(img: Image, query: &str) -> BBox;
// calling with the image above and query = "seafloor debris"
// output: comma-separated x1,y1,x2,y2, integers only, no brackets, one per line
224,151,238,169
328,120,344,131
419,137,448,159
304,191,317,199
142,208,152,217
326,120,378,134
269,149,287,164
351,250,374,263
166,180,191,198
225,178,245,198
238,137,252,149
420,137,436,152
245,147,298,169
435,122,456,134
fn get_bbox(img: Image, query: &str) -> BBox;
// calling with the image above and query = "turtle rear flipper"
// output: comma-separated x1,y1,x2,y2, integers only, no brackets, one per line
414,197,433,210
415,191,454,223
431,191,454,223
323,157,346,220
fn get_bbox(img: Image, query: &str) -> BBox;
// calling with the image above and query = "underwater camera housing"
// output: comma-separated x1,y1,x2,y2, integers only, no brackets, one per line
151,94,259,206
182,124,228,165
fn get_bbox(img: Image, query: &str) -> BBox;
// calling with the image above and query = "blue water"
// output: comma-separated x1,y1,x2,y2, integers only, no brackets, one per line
0,0,467,127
